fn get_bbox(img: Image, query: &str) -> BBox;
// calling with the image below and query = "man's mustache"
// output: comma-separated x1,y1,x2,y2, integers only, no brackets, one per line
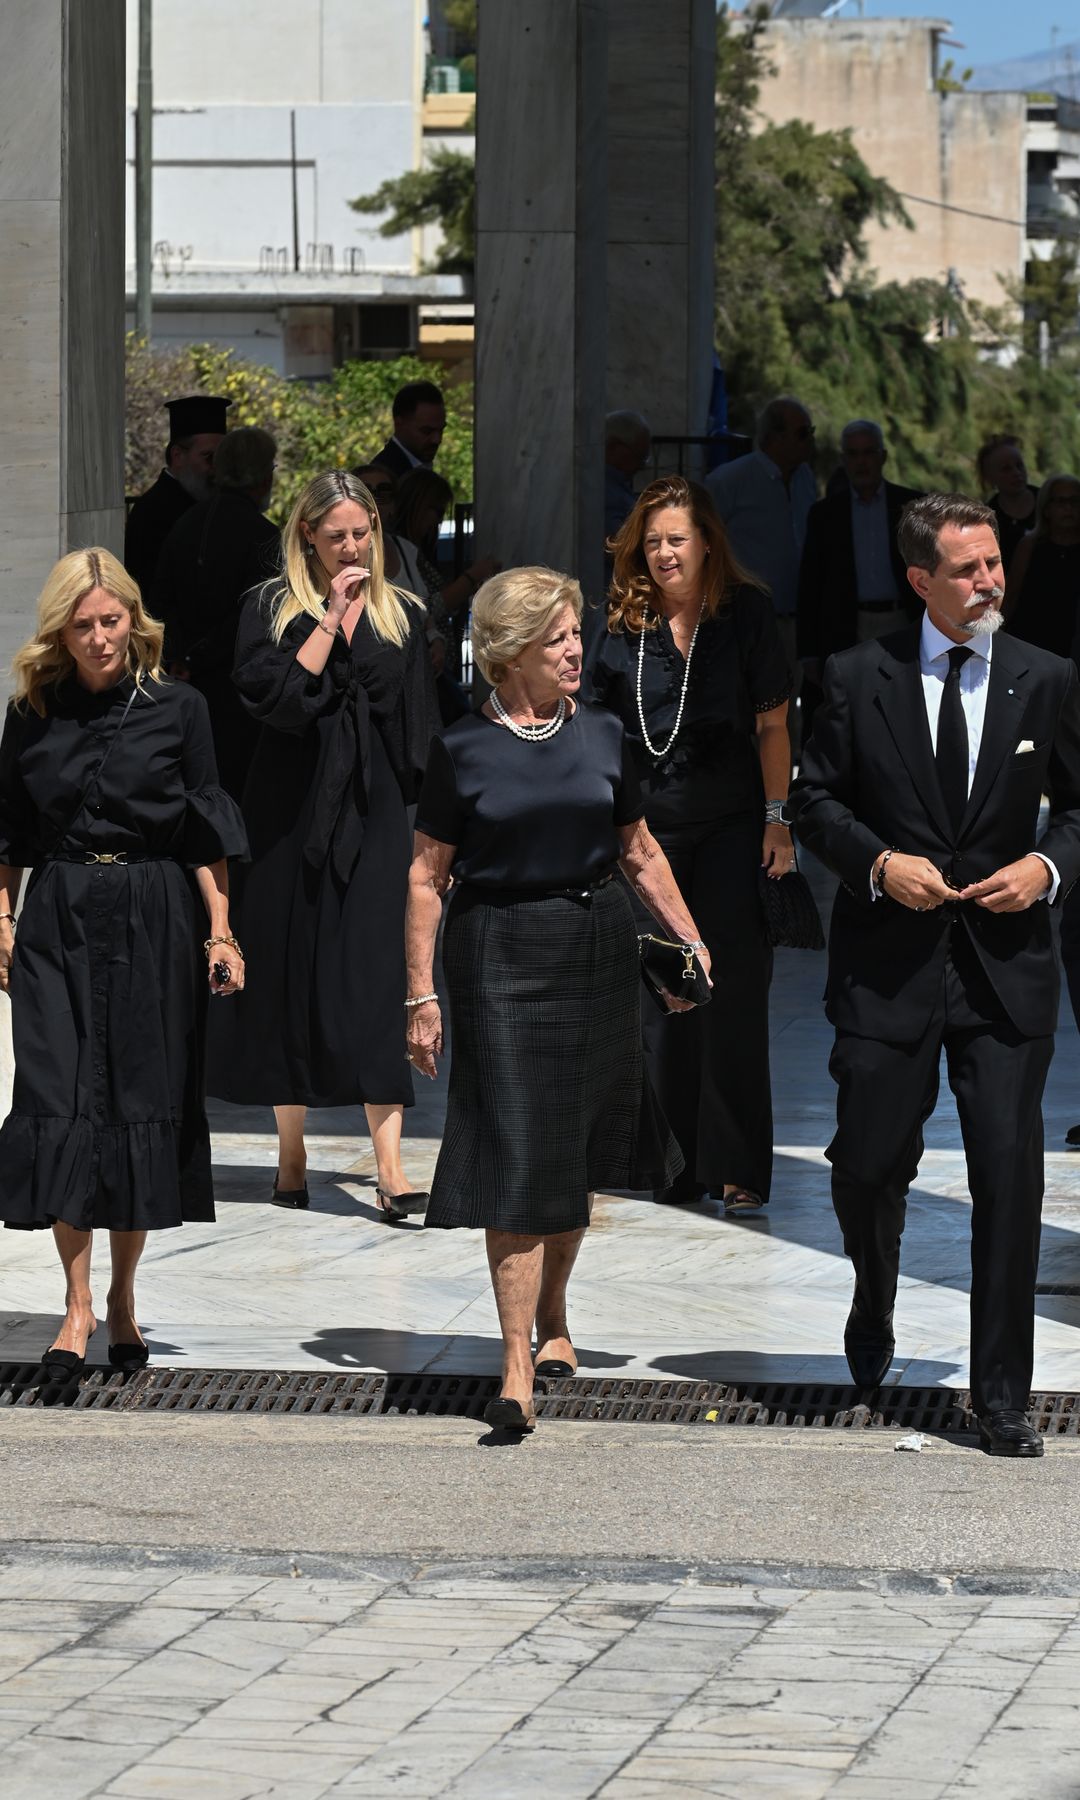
964,585,1005,610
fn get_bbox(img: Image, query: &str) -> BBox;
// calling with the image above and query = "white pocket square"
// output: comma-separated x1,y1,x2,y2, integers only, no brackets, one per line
1015,740,1036,755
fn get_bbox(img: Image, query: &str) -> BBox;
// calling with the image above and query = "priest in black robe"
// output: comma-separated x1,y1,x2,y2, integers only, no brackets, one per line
125,394,230,597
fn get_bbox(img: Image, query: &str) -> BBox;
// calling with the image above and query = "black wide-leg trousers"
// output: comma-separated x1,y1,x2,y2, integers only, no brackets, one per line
827,942,1052,1415
632,810,774,1199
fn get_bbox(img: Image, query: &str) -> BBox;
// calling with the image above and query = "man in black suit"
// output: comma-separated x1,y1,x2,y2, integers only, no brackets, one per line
793,493,1080,1457
374,380,446,478
798,421,921,725
125,395,231,596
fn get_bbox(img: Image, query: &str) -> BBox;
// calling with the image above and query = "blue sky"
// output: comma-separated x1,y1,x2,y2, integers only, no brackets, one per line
860,2,1075,69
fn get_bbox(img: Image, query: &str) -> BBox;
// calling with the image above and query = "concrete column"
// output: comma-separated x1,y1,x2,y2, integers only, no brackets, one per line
0,0,126,1112
606,0,715,455
474,0,608,598
0,0,126,679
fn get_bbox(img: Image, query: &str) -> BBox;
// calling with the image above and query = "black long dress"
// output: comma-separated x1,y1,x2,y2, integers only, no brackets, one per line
208,585,438,1107
415,703,682,1233
592,587,792,1203
0,675,248,1231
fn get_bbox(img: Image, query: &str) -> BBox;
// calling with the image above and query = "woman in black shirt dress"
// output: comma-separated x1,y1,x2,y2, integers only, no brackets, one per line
594,476,793,1214
406,566,709,1432
209,471,439,1216
0,548,247,1378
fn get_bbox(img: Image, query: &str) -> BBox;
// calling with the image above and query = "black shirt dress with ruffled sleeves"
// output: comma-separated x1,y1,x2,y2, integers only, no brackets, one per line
0,675,248,1232
207,585,438,1108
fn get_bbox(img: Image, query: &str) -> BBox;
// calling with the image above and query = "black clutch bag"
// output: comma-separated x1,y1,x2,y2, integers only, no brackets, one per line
638,935,713,1012
758,852,825,952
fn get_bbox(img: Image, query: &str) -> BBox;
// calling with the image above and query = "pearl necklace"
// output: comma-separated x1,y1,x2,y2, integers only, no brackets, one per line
636,603,705,760
490,688,567,742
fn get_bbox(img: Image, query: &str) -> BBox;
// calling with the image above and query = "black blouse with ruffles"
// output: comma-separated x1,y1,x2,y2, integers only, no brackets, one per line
590,584,792,829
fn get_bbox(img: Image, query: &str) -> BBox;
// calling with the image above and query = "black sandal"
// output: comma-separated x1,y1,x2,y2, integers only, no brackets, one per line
375,1187,429,1223
39,1329,95,1381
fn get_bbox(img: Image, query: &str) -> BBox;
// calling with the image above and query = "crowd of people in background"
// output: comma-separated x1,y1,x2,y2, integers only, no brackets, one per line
0,373,1077,1452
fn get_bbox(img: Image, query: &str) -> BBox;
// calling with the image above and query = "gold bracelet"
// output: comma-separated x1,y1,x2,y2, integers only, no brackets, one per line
204,934,243,959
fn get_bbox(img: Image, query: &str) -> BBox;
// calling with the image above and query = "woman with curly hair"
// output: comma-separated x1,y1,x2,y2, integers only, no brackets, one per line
593,475,793,1215
0,548,247,1377
209,470,439,1219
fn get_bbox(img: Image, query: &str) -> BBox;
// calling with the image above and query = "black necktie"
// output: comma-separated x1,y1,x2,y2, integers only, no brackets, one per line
936,645,974,833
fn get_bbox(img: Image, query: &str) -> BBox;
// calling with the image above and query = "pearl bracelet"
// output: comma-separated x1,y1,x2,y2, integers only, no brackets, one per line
404,992,439,1008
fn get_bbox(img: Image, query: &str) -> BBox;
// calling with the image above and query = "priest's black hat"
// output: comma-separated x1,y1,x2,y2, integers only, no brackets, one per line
165,395,231,441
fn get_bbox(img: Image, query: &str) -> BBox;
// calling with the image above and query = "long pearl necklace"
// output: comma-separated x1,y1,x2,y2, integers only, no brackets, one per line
636,602,705,760
490,688,567,742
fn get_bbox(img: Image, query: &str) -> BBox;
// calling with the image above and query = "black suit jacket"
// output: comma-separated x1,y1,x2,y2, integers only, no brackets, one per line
374,437,415,480
791,625,1080,1042
797,481,921,661
124,470,194,597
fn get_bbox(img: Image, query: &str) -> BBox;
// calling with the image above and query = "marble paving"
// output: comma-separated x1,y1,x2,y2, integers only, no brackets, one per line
1,1554,1080,1800
2,861,1080,1390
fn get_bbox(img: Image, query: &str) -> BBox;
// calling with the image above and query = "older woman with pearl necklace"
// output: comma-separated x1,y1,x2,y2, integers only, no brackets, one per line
406,565,709,1433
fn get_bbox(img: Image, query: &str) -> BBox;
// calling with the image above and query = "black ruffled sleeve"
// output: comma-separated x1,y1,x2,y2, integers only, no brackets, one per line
178,688,249,865
232,585,340,736
735,584,794,713
0,703,35,868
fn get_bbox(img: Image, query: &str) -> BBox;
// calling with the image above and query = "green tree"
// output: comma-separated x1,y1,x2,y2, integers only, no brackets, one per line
350,144,476,276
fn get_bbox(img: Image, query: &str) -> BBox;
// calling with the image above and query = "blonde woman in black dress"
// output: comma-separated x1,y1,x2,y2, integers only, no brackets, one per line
210,471,439,1216
406,567,709,1432
0,549,247,1378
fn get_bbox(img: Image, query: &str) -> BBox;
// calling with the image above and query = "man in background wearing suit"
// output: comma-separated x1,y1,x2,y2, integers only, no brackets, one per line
793,493,1080,1457
798,420,920,733
375,380,446,478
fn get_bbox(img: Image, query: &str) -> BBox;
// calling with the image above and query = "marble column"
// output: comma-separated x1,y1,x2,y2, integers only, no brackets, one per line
0,0,126,1110
0,0,126,679
606,0,716,459
474,0,608,600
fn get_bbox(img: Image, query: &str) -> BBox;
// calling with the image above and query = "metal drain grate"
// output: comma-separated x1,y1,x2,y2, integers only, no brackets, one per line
1,1364,1078,1434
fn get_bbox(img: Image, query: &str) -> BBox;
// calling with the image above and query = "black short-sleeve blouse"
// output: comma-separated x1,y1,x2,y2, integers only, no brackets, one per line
591,584,792,827
415,702,643,889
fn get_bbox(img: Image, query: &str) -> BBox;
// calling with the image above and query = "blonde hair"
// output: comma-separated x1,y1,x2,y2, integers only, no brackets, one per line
269,469,421,647
470,567,583,686
11,547,164,717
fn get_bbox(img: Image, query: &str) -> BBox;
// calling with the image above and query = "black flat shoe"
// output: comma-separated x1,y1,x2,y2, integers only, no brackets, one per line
271,1171,309,1210
375,1187,429,1223
977,1410,1044,1457
535,1358,576,1378
109,1342,150,1371
844,1305,895,1391
483,1396,536,1432
39,1331,95,1382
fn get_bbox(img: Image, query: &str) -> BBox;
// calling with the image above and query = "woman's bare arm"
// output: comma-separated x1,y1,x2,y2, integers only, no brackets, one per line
405,831,456,1077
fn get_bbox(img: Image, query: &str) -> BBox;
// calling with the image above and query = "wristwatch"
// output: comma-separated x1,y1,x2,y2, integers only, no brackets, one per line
764,800,793,828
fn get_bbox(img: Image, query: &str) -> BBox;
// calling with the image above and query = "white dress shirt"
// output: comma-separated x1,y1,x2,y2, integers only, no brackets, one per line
869,613,1057,899
705,451,816,617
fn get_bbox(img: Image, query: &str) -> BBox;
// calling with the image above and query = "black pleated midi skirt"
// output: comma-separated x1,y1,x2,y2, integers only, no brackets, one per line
425,878,683,1234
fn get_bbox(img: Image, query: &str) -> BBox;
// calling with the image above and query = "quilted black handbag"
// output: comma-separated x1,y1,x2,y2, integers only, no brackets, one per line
758,849,825,951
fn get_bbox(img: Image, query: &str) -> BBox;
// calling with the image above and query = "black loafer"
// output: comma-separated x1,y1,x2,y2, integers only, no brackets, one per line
977,1410,1044,1457
844,1306,895,1390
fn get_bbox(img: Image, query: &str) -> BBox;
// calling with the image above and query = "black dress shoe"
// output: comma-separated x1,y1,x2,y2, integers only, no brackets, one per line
271,1172,309,1210
977,1410,1044,1457
844,1307,895,1390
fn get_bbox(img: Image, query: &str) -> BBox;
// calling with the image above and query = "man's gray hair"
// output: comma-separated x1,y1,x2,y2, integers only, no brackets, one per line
213,426,277,493
897,493,998,573
605,410,651,448
755,394,809,447
840,418,885,454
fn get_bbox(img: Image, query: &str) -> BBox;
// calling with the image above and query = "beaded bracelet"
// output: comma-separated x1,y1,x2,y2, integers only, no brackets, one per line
404,992,439,1008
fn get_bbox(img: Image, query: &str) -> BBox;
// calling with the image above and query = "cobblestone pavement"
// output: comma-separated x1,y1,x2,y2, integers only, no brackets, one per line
2,1547,1080,1800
